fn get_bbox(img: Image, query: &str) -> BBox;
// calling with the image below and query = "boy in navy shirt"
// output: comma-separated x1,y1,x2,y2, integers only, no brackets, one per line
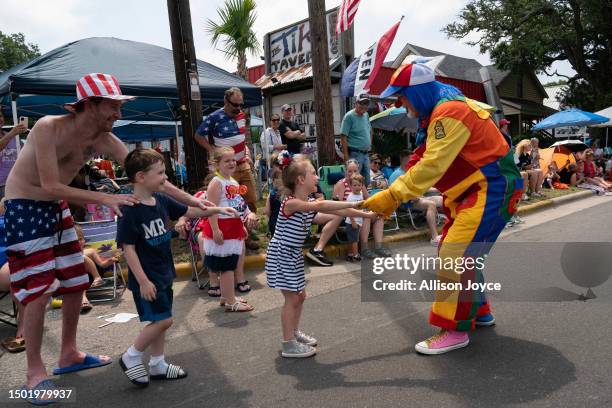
117,149,237,386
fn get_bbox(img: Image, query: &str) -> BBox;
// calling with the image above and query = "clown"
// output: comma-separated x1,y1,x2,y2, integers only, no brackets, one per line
362,63,523,355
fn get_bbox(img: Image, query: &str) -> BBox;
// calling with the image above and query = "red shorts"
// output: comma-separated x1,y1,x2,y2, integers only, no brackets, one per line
5,199,88,305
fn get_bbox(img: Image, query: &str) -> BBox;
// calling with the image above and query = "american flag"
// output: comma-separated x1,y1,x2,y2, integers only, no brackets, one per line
335,0,362,35
5,200,89,304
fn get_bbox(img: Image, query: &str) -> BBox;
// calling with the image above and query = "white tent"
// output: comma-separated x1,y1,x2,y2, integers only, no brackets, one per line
590,106,612,147
590,106,612,127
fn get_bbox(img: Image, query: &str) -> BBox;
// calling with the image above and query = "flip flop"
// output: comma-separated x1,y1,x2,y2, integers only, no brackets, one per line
119,356,149,387
235,280,251,293
150,363,188,381
52,353,112,375
80,301,93,314
2,336,25,353
21,379,59,406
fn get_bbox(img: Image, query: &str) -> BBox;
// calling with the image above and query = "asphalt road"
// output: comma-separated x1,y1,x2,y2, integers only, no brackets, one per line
1,195,611,408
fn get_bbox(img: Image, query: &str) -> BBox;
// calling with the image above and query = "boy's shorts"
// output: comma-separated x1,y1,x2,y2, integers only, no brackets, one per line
5,199,88,305
132,286,173,322
345,224,360,243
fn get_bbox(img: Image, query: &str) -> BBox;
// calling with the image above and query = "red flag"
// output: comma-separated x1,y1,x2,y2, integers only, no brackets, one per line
336,0,362,35
363,19,402,91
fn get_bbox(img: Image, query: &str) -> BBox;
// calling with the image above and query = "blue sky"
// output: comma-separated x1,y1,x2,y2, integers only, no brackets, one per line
0,0,574,84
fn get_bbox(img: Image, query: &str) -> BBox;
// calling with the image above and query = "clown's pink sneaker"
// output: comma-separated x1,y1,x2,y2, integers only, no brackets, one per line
415,330,469,355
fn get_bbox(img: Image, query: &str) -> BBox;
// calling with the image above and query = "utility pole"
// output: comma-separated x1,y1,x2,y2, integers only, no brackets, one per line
308,0,336,166
167,0,207,191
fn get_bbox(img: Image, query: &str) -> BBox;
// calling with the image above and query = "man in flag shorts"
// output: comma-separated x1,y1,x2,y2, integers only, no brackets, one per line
3,73,210,401
361,63,524,355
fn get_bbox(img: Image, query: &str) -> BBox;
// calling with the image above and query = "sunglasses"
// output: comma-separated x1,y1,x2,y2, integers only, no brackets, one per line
271,119,280,122
226,99,244,109
373,161,381,165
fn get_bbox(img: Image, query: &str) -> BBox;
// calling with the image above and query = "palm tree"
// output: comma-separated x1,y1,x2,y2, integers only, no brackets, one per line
206,0,260,80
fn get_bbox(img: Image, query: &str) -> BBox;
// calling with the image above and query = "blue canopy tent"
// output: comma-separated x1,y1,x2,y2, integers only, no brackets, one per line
531,108,609,131
0,37,261,122
112,120,181,143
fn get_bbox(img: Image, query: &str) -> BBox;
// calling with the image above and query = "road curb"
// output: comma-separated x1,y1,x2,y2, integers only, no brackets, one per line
171,189,595,278
516,190,594,216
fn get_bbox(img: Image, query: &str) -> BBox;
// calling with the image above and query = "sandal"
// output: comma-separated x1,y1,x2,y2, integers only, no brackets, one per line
150,363,188,380
1,336,25,353
119,356,149,387
225,301,254,312
80,301,93,314
235,280,251,293
220,297,248,307
90,278,105,288
207,286,221,297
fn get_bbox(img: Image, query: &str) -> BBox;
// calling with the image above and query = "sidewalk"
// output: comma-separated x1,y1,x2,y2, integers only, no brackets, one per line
172,189,595,278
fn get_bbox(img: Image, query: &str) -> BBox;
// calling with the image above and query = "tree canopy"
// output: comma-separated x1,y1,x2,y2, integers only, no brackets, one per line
0,31,40,71
443,0,612,111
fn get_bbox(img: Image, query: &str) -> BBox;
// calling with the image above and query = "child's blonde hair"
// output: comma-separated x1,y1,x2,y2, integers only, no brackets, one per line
281,156,313,194
212,147,236,165
349,173,364,186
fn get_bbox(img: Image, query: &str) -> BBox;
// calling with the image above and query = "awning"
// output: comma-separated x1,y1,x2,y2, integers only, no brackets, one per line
255,58,342,90
501,97,557,117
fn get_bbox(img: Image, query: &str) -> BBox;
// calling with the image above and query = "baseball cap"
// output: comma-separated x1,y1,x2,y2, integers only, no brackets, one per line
500,119,510,126
356,93,370,104
380,63,436,99
64,73,136,109
281,104,292,112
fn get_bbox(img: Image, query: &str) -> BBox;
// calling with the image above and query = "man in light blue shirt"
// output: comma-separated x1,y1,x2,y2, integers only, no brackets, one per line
340,93,373,185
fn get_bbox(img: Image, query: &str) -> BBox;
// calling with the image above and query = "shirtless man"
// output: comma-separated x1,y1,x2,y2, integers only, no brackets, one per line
3,73,209,401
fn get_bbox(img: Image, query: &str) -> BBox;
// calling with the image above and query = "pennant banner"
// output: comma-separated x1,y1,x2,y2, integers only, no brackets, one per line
340,19,402,98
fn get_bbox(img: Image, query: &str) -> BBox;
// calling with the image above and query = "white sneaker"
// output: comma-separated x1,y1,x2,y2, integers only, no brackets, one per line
294,329,317,346
281,340,316,358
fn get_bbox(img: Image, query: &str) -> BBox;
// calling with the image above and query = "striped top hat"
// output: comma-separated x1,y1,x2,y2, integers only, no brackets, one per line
380,63,436,99
65,73,135,108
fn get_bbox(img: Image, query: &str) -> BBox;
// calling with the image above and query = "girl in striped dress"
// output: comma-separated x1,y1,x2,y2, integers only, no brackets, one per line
265,153,377,358
202,147,258,312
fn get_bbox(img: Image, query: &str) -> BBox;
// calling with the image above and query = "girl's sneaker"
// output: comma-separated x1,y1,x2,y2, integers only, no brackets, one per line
294,329,317,346
415,330,469,355
281,340,316,358
475,313,496,326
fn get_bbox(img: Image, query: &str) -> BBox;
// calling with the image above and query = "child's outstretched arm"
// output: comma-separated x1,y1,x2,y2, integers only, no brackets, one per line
323,207,379,218
284,198,361,215
184,205,238,219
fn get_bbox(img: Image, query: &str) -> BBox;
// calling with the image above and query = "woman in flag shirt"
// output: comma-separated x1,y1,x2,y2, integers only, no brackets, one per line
361,63,524,355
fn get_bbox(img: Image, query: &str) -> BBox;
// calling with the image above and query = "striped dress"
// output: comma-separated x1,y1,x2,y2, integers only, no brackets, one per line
265,196,316,292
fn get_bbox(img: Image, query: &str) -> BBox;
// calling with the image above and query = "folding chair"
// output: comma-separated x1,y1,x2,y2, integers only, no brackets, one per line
0,215,17,327
368,189,400,232
186,218,209,290
318,164,346,200
0,291,17,328
77,218,125,302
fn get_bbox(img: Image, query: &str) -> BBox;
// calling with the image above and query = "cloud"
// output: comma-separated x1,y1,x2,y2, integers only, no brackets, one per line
0,0,574,82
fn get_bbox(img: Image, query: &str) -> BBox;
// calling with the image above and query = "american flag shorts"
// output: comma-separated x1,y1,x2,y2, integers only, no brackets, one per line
5,199,88,305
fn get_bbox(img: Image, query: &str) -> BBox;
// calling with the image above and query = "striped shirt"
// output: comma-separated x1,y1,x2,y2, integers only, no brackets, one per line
272,196,316,248
196,108,247,162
